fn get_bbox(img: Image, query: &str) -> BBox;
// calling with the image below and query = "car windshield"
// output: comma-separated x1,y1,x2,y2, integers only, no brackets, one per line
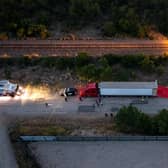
0,89,4,93
68,88,74,92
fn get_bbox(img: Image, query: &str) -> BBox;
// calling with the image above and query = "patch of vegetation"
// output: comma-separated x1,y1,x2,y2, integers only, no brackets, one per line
154,109,168,135
12,142,40,168
10,123,72,139
10,124,40,168
4,66,12,79
115,106,152,134
115,106,168,135
0,0,168,38
9,117,116,138
20,126,71,136
0,54,167,82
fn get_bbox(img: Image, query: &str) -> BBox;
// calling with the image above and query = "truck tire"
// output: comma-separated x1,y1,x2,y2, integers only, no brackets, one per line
10,93,15,98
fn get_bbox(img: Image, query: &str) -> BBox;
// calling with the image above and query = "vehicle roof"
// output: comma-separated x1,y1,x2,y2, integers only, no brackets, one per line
0,80,9,85
66,87,77,92
99,81,158,89
0,80,17,91
86,83,97,89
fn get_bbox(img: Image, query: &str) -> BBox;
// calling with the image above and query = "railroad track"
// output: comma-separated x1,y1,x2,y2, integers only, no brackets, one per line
0,40,168,56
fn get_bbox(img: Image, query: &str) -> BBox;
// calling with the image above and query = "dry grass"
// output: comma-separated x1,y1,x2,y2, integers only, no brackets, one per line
9,116,118,138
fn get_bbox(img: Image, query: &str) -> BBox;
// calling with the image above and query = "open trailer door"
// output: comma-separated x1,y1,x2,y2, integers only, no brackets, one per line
157,85,168,98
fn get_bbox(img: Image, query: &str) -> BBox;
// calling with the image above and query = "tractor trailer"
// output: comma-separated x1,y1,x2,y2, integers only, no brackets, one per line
79,81,158,97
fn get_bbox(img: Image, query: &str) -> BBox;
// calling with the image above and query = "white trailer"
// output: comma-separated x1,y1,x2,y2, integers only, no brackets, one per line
99,81,158,96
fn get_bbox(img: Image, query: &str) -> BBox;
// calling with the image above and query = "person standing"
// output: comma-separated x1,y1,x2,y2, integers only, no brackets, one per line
64,91,68,102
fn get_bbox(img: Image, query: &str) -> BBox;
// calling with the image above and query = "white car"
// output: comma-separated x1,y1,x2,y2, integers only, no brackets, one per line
0,80,24,97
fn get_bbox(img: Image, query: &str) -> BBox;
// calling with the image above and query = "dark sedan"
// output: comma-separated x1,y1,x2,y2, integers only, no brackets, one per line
59,87,78,96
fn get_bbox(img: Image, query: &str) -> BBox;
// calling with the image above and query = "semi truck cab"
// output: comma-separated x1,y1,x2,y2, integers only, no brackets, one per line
79,83,98,97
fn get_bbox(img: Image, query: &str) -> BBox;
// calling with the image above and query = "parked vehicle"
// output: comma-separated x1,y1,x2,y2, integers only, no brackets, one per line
0,80,24,97
59,87,78,96
79,81,158,97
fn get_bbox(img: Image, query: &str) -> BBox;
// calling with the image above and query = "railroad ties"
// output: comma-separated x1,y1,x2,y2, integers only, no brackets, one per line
0,40,168,56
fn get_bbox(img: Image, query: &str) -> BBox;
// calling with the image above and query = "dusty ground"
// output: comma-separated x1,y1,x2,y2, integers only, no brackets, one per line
29,141,168,168
1,93,168,123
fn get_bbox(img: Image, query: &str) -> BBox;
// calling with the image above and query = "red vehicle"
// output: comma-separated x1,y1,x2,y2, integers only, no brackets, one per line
79,83,98,97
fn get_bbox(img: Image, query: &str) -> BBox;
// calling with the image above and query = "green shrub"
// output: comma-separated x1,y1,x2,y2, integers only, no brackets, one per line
77,64,98,81
98,57,109,67
115,106,152,134
114,68,131,81
140,57,155,73
100,66,113,81
121,55,144,68
4,67,12,79
56,57,75,70
16,28,25,39
75,53,91,67
104,54,122,65
155,109,168,135
69,0,100,21
102,21,116,36
156,65,164,75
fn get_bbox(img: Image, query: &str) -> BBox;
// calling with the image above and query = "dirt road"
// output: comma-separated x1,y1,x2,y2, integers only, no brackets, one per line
0,96,168,118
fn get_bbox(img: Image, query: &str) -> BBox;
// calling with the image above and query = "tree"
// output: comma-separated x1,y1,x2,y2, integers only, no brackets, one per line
77,64,98,81
100,66,113,81
155,109,168,135
102,21,116,36
98,57,109,67
140,57,155,72
0,32,8,40
115,106,152,134
69,0,100,21
4,67,11,79
75,53,91,68
16,28,25,39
